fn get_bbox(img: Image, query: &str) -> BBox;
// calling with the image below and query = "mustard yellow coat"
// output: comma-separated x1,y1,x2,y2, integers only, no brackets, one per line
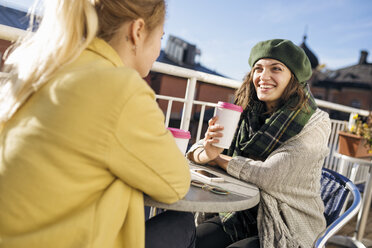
0,38,190,248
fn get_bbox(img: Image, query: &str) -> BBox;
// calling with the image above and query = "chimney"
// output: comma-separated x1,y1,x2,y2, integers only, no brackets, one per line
359,50,368,64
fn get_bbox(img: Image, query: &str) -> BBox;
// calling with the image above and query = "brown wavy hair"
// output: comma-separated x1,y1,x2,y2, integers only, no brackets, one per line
234,70,308,114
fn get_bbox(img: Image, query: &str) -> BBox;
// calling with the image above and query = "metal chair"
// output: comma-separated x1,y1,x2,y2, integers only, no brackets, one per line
314,168,363,248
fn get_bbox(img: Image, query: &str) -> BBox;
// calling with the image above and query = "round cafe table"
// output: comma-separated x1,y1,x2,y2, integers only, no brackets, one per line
144,162,260,213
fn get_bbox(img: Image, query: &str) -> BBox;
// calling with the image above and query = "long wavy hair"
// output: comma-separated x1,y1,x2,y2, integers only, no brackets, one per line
234,70,308,114
0,0,166,128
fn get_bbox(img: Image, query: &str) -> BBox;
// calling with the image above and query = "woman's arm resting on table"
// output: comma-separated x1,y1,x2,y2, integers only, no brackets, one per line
187,116,225,164
214,154,231,171
187,146,231,171
187,147,210,164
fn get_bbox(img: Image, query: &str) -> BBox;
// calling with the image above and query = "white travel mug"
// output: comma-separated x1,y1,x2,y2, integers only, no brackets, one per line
167,127,191,154
213,101,243,149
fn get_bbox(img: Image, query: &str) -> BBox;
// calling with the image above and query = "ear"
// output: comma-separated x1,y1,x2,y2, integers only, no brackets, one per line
130,18,145,46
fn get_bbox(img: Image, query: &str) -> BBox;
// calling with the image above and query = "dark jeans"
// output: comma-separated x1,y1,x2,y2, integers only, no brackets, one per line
196,216,260,248
145,210,196,248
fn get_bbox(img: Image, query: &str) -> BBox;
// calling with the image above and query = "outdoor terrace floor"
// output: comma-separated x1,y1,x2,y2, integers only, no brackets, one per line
328,205,372,248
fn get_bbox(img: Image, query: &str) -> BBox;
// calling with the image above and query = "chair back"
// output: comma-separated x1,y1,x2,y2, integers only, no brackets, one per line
314,168,362,248
320,168,349,226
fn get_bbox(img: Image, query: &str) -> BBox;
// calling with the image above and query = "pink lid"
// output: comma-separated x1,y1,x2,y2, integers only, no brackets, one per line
217,101,243,113
167,127,191,139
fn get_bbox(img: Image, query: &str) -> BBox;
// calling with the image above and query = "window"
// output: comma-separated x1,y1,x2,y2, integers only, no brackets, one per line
350,99,361,109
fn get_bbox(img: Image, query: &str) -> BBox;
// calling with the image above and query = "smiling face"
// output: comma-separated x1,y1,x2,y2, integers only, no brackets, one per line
252,58,292,112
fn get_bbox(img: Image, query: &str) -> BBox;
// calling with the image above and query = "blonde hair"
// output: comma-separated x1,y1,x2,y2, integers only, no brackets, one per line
0,0,165,128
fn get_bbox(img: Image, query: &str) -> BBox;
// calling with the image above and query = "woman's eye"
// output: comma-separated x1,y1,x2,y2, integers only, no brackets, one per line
272,67,282,71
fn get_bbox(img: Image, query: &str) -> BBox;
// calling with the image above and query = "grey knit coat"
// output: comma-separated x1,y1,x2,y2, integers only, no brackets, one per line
227,109,331,247
191,108,331,247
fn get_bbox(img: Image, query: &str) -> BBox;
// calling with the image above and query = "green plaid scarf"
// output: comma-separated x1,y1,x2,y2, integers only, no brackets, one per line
226,86,317,160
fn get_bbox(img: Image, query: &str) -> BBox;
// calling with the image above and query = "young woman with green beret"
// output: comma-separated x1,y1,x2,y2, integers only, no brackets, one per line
188,39,331,247
0,1,195,247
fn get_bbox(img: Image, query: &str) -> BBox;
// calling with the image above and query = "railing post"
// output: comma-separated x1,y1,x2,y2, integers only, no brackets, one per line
196,105,206,142
165,100,173,128
347,112,357,131
180,77,197,131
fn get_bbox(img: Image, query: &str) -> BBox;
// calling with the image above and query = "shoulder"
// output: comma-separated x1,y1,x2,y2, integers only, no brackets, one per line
304,109,331,133
294,108,331,146
66,52,146,88
55,53,154,102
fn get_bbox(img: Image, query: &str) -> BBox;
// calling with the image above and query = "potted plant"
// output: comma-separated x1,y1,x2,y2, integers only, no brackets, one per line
338,113,372,158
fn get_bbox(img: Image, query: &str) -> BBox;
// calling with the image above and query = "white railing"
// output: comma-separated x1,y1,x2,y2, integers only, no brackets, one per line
1,24,370,183
152,61,241,131
0,24,26,41
150,62,370,182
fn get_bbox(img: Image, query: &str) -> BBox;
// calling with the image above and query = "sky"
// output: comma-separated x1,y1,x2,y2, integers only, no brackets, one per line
1,0,372,80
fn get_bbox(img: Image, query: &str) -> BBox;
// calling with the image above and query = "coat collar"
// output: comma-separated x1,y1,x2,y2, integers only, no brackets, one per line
87,38,124,67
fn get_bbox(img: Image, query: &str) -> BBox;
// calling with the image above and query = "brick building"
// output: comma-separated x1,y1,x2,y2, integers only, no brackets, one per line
297,35,371,120
308,50,372,120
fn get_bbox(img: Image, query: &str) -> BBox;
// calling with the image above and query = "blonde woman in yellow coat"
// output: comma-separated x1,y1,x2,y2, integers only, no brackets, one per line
0,1,194,248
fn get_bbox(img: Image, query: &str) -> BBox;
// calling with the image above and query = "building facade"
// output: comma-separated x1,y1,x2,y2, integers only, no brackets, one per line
309,50,372,120
297,35,371,120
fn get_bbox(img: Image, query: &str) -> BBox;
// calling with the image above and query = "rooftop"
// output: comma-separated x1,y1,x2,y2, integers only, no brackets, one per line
0,5,29,30
325,51,372,85
299,35,319,69
157,35,225,77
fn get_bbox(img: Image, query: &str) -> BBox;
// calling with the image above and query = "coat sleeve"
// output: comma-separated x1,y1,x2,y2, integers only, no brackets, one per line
226,110,331,196
107,76,190,204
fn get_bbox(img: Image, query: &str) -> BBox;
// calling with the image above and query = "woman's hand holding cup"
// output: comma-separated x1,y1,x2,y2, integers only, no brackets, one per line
203,116,225,161
191,102,242,165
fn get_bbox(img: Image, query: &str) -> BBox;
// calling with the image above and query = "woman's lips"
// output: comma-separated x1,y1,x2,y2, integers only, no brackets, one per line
259,85,274,89
258,84,275,92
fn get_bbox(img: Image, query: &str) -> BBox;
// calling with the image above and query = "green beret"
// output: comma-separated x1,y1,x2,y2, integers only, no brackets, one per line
248,39,312,84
